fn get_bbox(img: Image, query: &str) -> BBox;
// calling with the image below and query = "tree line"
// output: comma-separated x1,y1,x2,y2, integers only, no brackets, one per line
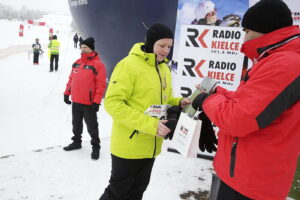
0,3,47,20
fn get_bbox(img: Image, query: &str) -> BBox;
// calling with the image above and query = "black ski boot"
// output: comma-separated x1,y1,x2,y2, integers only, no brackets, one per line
91,146,100,160
63,142,82,151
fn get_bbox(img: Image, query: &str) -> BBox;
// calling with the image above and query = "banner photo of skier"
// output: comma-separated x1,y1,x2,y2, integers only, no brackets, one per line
172,0,248,71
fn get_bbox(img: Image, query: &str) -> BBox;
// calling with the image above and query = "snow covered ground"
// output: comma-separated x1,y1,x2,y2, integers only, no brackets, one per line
0,14,214,200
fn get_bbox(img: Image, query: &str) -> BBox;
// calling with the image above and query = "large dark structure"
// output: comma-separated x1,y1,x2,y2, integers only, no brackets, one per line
69,0,179,78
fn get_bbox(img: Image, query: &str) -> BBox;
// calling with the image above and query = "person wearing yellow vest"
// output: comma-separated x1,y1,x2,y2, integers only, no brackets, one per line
48,35,60,72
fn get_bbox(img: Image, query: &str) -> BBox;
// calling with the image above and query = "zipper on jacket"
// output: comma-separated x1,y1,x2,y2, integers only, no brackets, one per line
89,89,92,102
129,130,138,139
155,61,163,104
152,136,157,158
153,60,162,158
230,137,238,177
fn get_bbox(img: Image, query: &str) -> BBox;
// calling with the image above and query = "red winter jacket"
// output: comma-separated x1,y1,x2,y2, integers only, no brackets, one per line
64,51,106,105
203,26,300,200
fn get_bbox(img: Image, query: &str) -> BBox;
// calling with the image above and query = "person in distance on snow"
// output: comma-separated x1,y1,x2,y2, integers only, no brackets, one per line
63,37,106,160
73,33,79,48
192,0,300,199
79,36,83,48
99,23,190,200
32,38,43,65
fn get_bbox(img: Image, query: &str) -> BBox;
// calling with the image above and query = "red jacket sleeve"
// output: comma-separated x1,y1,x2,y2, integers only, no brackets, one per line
64,68,73,96
93,62,106,104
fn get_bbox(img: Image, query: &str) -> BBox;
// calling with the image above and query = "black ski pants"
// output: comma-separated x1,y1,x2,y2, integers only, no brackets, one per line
50,54,59,71
71,103,100,148
99,154,155,200
33,52,40,64
216,180,253,200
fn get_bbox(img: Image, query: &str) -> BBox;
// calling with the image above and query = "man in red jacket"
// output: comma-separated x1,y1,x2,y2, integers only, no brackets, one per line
192,0,300,199
63,37,106,160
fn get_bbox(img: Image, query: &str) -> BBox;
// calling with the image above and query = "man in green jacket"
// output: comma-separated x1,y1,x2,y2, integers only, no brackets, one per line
100,23,190,200
48,35,60,72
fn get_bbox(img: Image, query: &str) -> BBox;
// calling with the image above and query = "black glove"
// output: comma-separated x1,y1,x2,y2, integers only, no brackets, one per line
91,103,100,112
64,95,72,105
164,106,182,140
164,119,177,140
192,93,208,111
198,112,218,153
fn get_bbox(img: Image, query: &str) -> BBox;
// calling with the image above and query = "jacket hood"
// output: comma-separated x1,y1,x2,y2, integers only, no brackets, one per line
241,25,300,63
128,43,168,66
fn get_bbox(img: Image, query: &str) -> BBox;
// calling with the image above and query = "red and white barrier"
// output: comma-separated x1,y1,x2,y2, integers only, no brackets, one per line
19,20,53,37
19,24,24,37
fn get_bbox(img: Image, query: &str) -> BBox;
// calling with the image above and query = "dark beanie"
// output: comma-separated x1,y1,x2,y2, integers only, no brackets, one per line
242,0,293,34
52,35,57,39
144,23,174,53
81,37,95,51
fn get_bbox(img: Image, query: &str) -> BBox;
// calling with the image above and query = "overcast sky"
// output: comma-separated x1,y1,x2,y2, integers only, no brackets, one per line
0,0,70,15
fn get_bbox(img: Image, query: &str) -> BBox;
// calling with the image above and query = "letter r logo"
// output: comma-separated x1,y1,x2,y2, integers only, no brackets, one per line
185,28,209,48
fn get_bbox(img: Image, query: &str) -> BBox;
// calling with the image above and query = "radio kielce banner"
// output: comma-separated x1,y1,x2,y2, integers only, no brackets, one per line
170,0,300,161
172,0,300,97
174,25,245,97
172,0,248,97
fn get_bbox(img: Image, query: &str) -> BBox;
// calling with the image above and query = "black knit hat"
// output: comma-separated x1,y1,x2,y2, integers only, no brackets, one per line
144,23,174,53
81,37,95,51
242,0,293,34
